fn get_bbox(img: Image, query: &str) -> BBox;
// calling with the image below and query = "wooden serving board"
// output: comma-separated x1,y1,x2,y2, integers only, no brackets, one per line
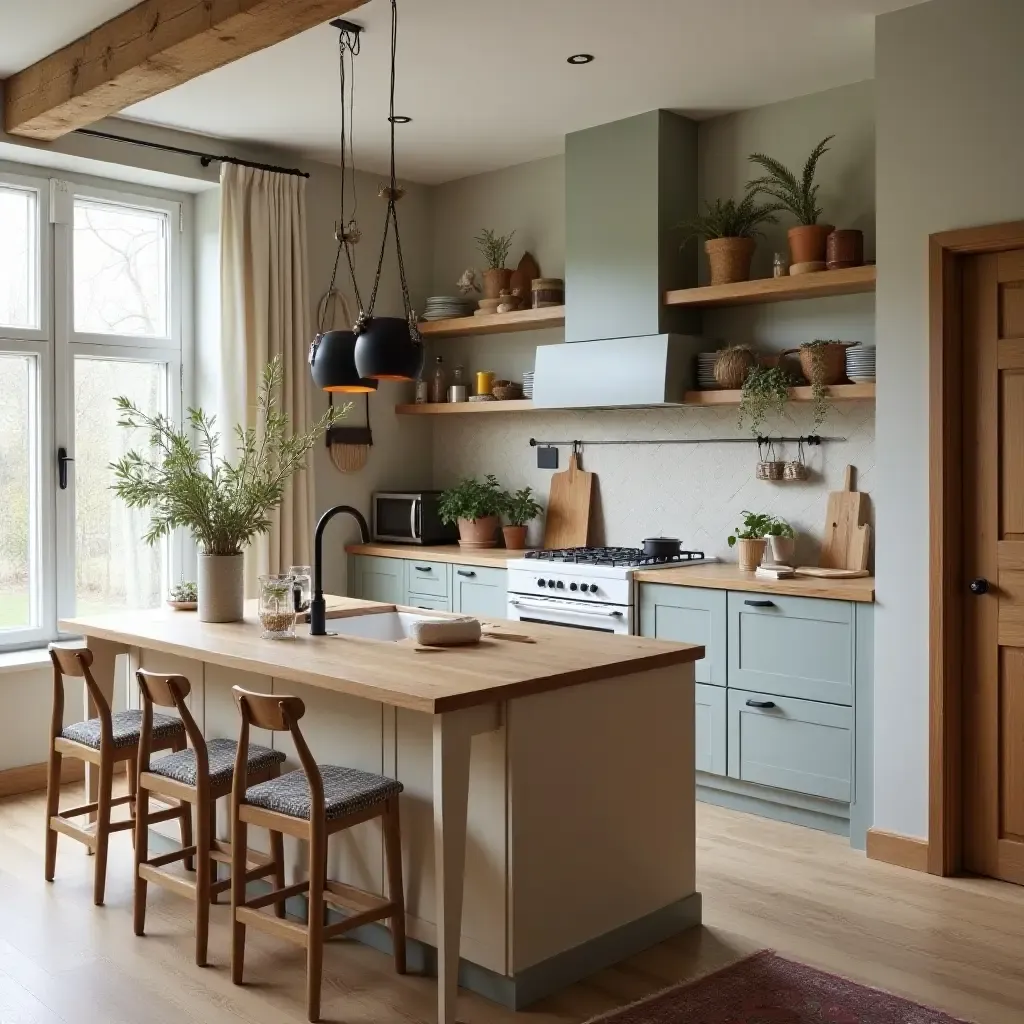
819,465,870,570
796,566,870,579
543,452,593,549
510,251,540,308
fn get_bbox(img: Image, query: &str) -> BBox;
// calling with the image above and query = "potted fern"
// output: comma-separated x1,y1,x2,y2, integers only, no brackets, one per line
438,475,506,549
501,487,543,550
678,187,783,286
475,228,516,300
748,135,834,268
111,357,341,623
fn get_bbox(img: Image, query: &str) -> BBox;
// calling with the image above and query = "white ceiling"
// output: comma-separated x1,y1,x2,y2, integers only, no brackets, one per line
4,0,927,185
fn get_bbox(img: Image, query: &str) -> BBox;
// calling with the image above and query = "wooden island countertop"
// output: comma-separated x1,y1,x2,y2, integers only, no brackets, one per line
346,542,520,567
60,597,702,715
634,562,875,602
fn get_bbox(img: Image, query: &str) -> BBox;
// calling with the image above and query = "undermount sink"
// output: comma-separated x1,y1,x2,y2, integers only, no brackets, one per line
323,611,446,642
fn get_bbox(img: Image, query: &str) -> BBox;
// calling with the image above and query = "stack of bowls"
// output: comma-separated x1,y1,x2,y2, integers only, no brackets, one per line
422,296,475,321
697,351,719,390
522,371,534,399
845,345,876,383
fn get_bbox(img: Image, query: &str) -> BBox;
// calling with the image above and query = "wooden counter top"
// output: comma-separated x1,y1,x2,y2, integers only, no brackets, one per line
346,543,518,568
60,597,702,715
634,563,875,603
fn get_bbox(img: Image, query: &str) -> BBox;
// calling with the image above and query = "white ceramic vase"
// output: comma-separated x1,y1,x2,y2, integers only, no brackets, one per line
768,535,796,566
197,553,244,622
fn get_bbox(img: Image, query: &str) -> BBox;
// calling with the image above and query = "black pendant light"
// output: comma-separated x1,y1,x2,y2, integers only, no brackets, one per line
353,0,423,382
308,21,377,394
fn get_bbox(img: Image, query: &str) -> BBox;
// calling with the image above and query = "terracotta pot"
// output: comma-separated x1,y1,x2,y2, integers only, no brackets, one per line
735,538,767,572
197,553,244,622
482,268,512,300
788,224,834,266
457,515,501,549
502,525,529,550
705,237,756,286
826,229,864,270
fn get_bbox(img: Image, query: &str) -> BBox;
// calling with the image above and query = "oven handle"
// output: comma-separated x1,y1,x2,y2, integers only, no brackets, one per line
509,597,624,618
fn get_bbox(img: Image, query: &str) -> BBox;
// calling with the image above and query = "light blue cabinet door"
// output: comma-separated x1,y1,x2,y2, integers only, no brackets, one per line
406,559,451,600
695,682,727,776
727,688,853,802
727,592,854,705
452,565,507,620
638,583,726,685
349,555,405,605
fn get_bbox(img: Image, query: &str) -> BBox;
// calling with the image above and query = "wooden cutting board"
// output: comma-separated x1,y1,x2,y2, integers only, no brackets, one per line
510,251,540,308
543,452,593,549
819,465,870,570
795,567,870,579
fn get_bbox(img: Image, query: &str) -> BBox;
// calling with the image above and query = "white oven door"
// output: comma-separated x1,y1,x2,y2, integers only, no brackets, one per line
506,594,631,634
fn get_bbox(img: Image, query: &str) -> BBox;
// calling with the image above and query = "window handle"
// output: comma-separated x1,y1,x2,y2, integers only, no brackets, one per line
58,447,74,490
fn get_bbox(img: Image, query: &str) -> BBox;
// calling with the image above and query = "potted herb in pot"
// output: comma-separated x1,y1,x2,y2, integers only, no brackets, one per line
501,487,543,550
748,135,834,267
111,357,342,623
438,475,506,549
727,511,775,571
766,517,796,566
475,228,516,300
678,188,784,286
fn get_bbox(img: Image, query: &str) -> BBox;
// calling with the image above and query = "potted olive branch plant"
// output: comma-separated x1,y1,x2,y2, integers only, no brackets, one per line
110,356,344,623
438,475,506,549
727,511,776,571
501,486,543,550
475,228,516,299
748,135,834,266
678,187,784,286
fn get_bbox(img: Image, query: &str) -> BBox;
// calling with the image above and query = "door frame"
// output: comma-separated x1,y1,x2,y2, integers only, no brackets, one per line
929,220,1024,875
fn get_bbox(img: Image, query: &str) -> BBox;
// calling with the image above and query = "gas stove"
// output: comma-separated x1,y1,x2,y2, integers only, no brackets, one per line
522,546,708,569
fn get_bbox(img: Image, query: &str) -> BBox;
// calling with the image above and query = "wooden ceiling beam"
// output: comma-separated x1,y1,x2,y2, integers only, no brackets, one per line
4,0,368,141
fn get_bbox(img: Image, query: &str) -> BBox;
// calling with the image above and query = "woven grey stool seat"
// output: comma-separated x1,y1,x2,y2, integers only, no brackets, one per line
245,765,403,822
150,737,285,788
61,709,185,750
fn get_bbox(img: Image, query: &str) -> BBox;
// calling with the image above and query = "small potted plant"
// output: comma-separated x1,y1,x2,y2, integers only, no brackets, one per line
748,135,834,267
678,187,784,286
167,579,198,610
438,475,505,549
501,487,542,550
475,228,516,299
765,517,796,566
727,511,775,571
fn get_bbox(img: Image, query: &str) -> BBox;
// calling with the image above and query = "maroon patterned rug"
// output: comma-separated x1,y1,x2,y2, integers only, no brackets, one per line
586,950,971,1024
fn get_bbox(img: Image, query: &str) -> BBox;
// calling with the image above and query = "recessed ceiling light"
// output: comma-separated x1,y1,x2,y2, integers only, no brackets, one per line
389,115,412,124
567,53,594,65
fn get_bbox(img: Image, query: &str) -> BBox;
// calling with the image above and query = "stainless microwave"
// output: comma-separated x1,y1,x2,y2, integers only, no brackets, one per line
372,492,459,545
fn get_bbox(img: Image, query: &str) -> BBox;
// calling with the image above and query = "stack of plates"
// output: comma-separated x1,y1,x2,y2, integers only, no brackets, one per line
522,371,534,399
846,345,876,383
696,351,719,390
422,296,475,321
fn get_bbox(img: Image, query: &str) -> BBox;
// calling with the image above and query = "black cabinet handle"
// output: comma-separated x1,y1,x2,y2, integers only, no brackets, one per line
457,570,476,578
744,599,776,608
745,699,777,709
57,447,74,490
414,565,432,572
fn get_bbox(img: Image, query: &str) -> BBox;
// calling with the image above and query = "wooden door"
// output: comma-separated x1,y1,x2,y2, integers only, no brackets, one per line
963,248,1024,883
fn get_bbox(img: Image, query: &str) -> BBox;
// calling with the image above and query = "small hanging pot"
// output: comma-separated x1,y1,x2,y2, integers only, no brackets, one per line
756,440,785,481
783,439,810,482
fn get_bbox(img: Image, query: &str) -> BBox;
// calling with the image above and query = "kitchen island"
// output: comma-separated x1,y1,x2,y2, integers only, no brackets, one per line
60,598,703,1021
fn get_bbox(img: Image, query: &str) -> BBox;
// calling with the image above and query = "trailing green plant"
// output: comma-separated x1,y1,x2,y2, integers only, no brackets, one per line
503,486,543,527
728,511,775,545
747,135,834,225
475,228,515,270
766,516,794,539
677,188,784,244
738,364,794,435
800,339,852,429
111,357,344,556
438,474,505,524
169,578,198,603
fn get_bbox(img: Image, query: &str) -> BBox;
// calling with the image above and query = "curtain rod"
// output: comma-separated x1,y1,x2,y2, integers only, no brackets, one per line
73,128,310,179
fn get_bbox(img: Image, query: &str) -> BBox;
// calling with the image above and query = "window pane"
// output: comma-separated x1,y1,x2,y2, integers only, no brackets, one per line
0,186,39,330
75,358,167,614
73,199,168,338
0,355,35,630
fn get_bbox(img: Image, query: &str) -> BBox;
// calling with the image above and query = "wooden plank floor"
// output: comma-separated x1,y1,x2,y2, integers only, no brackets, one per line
2,787,1023,1023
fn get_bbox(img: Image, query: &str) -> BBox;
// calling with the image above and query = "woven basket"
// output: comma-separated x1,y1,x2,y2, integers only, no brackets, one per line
492,381,522,401
756,461,786,481
783,460,810,481
705,237,756,286
714,347,755,390
785,342,859,387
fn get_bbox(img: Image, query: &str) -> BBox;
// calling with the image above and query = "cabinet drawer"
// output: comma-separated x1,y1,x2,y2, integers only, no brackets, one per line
727,592,853,705
639,584,726,686
406,560,450,599
727,689,852,803
452,565,507,620
405,594,452,612
695,682,727,776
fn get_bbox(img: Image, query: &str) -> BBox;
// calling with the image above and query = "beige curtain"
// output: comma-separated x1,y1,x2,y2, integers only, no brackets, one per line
219,164,313,595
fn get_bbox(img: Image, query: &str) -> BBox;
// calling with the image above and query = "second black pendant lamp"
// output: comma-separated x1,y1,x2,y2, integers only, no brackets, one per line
353,0,423,382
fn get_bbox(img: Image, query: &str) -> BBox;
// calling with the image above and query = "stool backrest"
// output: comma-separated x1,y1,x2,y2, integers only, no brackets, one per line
231,686,324,820
136,670,204,784
48,645,112,748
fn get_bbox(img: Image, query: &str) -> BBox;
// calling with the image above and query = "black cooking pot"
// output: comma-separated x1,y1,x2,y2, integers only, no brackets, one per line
643,537,682,558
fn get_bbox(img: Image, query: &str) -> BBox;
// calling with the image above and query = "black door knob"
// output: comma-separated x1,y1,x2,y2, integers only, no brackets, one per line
970,578,990,595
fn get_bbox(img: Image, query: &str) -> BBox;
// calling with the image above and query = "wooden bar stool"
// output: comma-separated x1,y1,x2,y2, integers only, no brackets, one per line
45,644,189,906
134,669,287,966
229,686,407,1023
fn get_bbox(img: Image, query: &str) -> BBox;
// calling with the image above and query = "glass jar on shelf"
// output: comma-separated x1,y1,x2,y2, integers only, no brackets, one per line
258,574,297,640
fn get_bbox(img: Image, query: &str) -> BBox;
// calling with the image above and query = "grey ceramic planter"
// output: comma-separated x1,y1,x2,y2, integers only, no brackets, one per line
197,553,244,622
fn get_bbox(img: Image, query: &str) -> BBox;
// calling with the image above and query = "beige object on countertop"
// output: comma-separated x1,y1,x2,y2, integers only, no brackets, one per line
819,465,870,570
408,615,481,647
795,567,870,579
543,451,594,549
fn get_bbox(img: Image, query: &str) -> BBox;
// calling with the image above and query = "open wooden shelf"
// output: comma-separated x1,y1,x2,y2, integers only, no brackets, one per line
396,383,875,415
664,265,876,309
417,305,565,339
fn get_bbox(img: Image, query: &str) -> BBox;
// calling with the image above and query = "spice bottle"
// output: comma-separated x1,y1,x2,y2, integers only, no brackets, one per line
430,356,447,403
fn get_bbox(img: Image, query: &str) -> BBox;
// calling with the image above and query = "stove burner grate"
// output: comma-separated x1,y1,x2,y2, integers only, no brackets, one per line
524,547,705,568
